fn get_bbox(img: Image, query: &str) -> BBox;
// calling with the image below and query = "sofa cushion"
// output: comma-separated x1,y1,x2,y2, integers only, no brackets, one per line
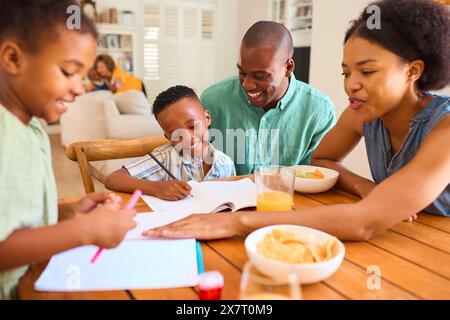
113,90,152,116
60,92,113,146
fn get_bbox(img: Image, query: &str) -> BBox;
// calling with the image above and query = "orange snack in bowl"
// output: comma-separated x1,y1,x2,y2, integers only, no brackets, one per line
296,168,326,179
313,169,325,179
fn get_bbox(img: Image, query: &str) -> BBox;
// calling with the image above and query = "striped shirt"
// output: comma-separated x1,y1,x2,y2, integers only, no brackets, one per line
124,143,236,181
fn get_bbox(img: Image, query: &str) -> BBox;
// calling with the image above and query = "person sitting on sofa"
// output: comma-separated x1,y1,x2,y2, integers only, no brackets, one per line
94,54,144,95
85,67,109,92
105,85,236,201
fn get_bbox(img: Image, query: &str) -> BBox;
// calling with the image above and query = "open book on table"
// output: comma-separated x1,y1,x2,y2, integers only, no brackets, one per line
143,177,256,213
126,178,256,240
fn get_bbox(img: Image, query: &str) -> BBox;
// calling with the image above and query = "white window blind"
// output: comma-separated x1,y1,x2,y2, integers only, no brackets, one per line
143,0,217,103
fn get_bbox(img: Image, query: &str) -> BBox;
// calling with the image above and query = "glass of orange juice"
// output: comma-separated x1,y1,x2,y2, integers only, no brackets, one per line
239,261,301,300
255,166,295,211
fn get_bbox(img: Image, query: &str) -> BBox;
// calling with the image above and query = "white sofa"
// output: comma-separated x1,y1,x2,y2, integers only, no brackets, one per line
61,90,163,146
60,90,164,175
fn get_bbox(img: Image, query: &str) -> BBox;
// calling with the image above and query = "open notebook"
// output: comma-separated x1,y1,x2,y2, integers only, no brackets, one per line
35,239,198,292
142,177,257,214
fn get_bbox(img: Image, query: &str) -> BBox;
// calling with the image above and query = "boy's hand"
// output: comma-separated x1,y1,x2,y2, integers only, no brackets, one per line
80,202,137,249
156,180,192,201
74,193,121,214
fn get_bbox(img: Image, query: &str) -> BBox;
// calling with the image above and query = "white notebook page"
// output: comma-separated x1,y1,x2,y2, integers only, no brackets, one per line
35,239,198,291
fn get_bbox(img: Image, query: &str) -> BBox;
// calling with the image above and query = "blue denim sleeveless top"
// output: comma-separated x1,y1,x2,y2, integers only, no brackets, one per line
364,94,449,216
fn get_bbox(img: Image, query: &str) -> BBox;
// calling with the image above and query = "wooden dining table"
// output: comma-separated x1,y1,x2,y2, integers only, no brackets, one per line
18,176,450,300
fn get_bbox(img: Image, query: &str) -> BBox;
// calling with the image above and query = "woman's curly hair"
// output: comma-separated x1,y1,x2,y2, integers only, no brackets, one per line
345,0,450,92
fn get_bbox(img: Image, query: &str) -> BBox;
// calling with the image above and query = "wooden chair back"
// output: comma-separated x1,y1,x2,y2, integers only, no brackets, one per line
66,136,168,194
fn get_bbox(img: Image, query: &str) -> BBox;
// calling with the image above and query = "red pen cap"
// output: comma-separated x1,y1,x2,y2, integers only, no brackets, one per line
198,271,224,300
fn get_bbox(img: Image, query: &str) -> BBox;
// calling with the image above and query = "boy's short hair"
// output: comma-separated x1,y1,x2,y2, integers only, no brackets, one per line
94,54,116,73
0,0,98,53
152,85,200,118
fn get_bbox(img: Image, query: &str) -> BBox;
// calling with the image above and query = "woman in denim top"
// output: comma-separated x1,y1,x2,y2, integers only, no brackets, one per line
311,0,450,227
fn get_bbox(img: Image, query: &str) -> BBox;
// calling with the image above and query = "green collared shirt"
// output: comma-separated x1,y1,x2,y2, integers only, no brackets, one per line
201,75,336,175
0,105,58,300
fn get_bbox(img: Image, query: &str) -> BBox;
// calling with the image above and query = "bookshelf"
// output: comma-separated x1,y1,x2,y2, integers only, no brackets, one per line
96,23,139,75
270,0,313,83
271,0,313,47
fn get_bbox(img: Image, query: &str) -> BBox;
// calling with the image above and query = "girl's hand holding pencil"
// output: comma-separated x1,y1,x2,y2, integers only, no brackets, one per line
89,190,142,264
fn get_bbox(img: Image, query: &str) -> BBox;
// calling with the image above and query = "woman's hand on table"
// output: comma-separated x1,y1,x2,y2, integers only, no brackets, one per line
142,212,246,240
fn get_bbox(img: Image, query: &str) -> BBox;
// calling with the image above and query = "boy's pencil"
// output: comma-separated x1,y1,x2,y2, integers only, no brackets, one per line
149,152,193,197
148,152,177,179
90,189,143,264
196,241,205,274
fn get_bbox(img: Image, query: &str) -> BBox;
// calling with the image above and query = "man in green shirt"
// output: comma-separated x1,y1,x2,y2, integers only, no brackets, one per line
201,21,336,175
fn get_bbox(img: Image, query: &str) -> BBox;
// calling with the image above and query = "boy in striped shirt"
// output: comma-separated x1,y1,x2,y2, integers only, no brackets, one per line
105,86,236,200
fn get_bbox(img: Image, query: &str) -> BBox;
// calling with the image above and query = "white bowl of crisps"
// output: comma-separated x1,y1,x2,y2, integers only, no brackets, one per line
245,225,345,284
292,165,339,193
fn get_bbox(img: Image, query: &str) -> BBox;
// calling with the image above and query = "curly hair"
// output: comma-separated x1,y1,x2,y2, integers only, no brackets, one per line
345,0,450,92
0,0,97,53
152,85,200,117
94,54,116,73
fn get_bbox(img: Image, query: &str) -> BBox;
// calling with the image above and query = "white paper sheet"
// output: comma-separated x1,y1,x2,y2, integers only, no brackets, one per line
35,239,198,291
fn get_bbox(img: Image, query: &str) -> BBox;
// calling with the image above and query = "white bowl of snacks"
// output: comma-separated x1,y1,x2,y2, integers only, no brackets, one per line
245,225,345,284
292,165,339,193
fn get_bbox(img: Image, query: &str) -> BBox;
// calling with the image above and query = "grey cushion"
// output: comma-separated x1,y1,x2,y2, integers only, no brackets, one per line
113,90,151,116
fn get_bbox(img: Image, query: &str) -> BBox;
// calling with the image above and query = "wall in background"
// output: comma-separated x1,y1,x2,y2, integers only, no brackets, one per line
237,0,271,40
215,0,239,80
310,0,373,179
437,86,450,96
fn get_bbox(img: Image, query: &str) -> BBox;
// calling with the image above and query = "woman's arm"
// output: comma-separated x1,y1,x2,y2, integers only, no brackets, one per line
311,107,375,198
144,117,450,241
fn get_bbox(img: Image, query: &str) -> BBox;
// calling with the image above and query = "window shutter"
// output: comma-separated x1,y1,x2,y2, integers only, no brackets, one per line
142,1,217,102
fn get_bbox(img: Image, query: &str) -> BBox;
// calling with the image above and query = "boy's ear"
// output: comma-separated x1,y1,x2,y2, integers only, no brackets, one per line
205,109,211,127
0,41,25,75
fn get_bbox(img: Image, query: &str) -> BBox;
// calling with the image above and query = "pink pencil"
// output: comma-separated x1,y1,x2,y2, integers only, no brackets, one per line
90,189,143,264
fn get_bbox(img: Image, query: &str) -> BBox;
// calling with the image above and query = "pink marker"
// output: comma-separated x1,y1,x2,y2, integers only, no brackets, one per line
90,189,143,264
